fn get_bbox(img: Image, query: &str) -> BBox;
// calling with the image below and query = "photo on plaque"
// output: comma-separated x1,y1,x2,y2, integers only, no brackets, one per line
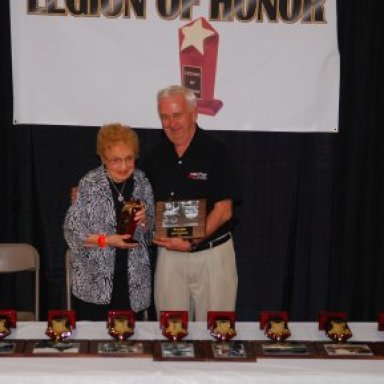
99,341,143,354
161,341,195,358
206,341,256,362
322,343,373,357
89,340,152,357
32,340,81,354
0,341,16,354
155,199,206,239
0,340,24,358
153,340,205,361
24,339,88,356
0,340,25,356
212,341,246,358
256,341,317,357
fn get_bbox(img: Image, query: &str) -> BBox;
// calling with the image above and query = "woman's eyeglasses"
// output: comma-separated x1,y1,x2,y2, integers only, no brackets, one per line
106,156,134,168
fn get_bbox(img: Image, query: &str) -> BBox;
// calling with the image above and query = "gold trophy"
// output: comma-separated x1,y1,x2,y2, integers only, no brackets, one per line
265,318,291,342
45,316,72,342
0,317,11,340
163,317,188,341
325,319,352,342
208,312,237,342
108,315,134,341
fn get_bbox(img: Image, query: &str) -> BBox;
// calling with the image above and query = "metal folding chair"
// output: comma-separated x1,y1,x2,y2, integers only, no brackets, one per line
0,243,40,321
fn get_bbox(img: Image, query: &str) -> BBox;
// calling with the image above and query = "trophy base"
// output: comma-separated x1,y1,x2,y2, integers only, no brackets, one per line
197,99,223,116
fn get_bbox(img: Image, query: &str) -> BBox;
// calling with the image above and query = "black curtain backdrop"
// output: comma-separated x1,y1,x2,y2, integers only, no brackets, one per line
1,1,383,321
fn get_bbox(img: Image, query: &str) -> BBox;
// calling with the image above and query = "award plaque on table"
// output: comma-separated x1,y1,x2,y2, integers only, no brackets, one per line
153,310,205,361
0,310,25,357
24,339,89,356
153,340,206,361
371,342,384,359
0,340,25,356
315,342,382,359
0,310,16,340
88,310,152,357
89,340,153,357
378,313,384,331
154,199,206,239
204,340,256,362
254,341,318,359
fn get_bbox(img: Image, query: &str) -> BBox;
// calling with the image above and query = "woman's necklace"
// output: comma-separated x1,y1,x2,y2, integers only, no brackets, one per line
109,177,127,202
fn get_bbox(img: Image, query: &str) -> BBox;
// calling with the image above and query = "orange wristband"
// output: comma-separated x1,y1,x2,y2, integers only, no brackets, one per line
98,234,106,248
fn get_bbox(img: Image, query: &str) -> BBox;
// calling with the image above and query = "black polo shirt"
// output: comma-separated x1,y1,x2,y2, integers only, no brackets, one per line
140,127,238,243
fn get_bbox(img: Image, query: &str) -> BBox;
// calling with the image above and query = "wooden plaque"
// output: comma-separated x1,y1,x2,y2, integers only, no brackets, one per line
89,340,152,357
204,340,256,362
154,199,206,239
24,339,89,356
254,341,318,359
153,340,206,361
315,342,382,359
0,340,25,356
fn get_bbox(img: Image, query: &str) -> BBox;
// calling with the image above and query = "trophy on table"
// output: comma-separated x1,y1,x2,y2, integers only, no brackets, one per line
319,312,352,342
90,310,151,356
161,311,189,341
315,312,378,358
208,311,237,342
24,310,87,355
326,319,353,342
0,310,16,340
0,310,23,355
206,311,256,361
45,311,76,342
153,311,201,361
260,311,291,342
107,310,135,341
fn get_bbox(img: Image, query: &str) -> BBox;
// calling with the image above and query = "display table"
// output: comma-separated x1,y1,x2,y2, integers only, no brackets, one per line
2,321,384,384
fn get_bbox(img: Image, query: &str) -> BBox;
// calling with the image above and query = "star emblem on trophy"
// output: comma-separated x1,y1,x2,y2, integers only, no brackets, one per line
179,17,223,116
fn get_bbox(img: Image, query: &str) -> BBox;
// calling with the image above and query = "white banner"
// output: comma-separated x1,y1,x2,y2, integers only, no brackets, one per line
10,0,339,132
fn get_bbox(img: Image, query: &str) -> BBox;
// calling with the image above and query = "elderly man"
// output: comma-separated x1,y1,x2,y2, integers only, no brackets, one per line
141,85,238,321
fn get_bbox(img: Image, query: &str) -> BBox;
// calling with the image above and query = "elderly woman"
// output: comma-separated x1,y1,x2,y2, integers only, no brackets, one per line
64,123,154,320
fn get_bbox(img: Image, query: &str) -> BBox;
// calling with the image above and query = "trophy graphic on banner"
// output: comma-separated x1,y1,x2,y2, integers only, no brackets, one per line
179,17,223,116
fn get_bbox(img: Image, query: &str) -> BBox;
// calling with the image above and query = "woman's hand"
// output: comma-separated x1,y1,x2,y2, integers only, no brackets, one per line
84,234,138,249
134,204,147,229
106,234,138,249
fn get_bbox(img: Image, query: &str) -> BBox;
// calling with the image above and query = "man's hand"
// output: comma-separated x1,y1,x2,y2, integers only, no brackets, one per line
153,237,191,252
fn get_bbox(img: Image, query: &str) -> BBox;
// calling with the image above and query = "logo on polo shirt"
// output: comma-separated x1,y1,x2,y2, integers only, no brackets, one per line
188,172,207,181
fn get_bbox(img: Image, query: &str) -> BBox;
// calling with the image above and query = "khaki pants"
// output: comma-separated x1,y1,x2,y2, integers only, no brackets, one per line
154,237,238,321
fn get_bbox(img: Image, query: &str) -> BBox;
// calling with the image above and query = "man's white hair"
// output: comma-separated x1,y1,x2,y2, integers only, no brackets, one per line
157,85,197,109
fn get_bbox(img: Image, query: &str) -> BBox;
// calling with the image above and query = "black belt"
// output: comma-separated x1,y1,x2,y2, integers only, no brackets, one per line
190,233,231,253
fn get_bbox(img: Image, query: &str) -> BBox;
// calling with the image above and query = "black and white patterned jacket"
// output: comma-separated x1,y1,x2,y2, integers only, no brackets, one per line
63,166,155,312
